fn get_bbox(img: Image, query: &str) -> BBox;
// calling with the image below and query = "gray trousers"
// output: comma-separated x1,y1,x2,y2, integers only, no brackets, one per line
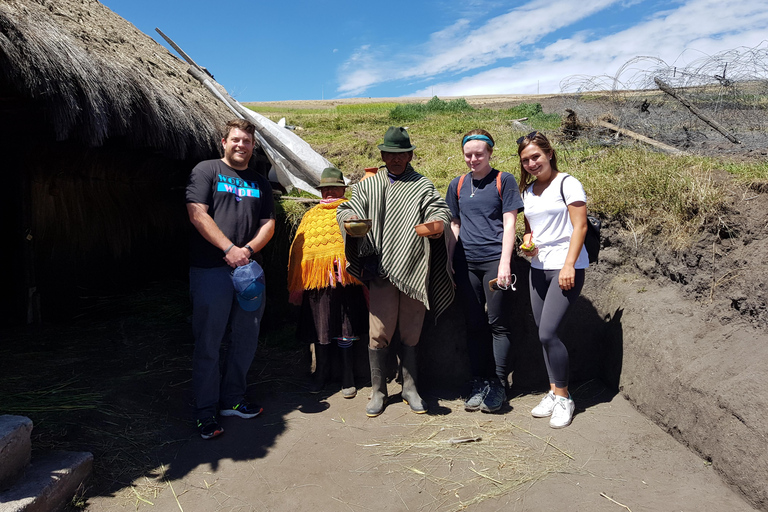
190,265,266,418
529,267,584,388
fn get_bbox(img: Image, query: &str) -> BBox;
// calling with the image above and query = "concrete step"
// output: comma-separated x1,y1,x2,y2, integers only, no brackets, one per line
0,450,93,512
0,416,33,491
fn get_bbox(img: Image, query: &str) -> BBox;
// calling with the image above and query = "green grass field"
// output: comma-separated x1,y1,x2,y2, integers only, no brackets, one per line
249,98,768,248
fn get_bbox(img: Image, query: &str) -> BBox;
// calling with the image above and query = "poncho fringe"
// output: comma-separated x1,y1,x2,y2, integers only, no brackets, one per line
287,199,362,296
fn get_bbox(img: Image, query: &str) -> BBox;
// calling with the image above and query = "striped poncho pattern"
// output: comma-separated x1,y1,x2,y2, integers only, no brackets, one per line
337,164,454,319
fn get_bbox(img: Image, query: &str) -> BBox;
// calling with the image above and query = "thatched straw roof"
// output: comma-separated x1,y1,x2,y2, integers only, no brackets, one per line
0,0,232,160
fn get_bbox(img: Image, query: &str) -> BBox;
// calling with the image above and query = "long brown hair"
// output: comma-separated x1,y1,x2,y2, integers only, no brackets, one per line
517,131,559,195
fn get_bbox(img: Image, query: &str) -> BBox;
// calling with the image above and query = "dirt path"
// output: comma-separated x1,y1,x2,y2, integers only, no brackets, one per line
87,381,755,512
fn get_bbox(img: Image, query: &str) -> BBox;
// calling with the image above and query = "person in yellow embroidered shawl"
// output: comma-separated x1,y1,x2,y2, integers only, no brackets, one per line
287,167,368,398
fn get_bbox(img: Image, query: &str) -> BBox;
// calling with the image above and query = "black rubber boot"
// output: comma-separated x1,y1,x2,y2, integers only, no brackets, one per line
366,347,389,417
310,343,331,393
400,345,427,414
340,345,357,399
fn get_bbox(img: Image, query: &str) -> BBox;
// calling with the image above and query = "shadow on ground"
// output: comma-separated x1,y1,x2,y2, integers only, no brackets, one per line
0,267,622,507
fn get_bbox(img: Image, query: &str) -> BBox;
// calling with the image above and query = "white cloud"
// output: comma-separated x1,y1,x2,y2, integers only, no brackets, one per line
409,0,768,97
336,0,621,95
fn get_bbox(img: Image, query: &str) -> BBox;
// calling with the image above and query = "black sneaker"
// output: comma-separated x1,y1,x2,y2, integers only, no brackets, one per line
220,401,263,419
197,417,224,440
479,382,507,413
464,379,490,411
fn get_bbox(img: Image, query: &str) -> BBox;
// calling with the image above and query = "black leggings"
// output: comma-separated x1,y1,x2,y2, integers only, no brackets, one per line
529,267,584,388
454,258,514,385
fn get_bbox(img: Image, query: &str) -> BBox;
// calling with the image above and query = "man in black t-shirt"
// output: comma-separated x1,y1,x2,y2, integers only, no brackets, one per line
186,119,275,439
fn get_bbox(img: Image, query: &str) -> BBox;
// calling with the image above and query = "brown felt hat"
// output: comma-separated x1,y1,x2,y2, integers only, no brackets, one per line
377,126,416,153
317,166,348,188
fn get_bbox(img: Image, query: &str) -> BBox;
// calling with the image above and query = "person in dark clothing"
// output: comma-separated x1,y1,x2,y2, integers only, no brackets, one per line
446,129,524,413
186,119,275,439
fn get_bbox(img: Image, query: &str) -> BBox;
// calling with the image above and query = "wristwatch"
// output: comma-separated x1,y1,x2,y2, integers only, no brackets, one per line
244,244,254,255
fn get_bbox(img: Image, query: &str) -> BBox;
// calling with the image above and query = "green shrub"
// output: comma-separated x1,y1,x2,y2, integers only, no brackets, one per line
505,103,543,118
389,96,475,122
504,103,562,132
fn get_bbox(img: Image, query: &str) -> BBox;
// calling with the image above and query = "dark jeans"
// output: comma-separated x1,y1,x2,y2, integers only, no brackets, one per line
190,265,266,419
454,258,514,385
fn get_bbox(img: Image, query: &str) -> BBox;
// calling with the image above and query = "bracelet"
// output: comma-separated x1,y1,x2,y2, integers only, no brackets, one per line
245,244,254,255
223,243,235,255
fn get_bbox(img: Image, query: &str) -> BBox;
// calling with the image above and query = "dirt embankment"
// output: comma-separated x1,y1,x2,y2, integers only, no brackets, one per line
600,175,768,329
582,176,768,510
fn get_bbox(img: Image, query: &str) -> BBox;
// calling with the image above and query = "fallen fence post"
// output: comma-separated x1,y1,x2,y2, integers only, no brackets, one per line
597,119,686,155
654,77,741,144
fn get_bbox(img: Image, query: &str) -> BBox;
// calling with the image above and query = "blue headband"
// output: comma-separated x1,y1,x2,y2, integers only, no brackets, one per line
462,134,494,147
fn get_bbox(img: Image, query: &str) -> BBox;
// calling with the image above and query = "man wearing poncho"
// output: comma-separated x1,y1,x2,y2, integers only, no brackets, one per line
337,127,454,417
287,167,367,398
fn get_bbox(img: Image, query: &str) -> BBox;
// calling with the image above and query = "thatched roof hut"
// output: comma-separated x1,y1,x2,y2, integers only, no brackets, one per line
0,0,240,324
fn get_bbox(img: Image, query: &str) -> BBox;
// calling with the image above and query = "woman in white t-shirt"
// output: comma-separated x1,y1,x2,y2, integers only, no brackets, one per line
517,131,588,429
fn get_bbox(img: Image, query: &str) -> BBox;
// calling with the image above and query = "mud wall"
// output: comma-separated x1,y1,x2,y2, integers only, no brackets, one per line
419,256,610,393
583,268,768,511
417,251,766,511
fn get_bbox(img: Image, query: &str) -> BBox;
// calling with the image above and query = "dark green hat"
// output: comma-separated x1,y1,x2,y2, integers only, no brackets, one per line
317,166,347,188
377,126,416,153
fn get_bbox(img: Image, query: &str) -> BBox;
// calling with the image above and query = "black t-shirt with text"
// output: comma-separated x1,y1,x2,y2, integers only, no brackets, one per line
186,159,274,268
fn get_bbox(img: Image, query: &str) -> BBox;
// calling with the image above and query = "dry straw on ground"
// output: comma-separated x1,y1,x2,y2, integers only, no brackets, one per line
357,399,574,512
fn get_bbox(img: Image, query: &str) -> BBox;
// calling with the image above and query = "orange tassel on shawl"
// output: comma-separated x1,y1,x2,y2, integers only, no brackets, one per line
287,198,362,302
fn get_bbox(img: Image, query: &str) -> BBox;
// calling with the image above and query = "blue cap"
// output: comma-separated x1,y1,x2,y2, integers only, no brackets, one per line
231,261,265,311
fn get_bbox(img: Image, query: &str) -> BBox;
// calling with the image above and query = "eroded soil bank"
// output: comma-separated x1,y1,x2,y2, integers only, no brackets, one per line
582,176,768,510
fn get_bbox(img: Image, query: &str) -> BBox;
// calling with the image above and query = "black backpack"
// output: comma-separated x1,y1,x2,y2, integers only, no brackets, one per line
560,175,601,264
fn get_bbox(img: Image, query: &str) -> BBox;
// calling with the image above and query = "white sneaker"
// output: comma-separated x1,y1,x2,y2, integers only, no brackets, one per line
531,391,556,418
549,395,575,429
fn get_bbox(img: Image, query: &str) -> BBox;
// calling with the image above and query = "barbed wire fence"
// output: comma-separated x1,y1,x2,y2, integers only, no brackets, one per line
557,42,768,156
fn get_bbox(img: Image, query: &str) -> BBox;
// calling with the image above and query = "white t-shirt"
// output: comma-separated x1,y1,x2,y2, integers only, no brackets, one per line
523,173,589,270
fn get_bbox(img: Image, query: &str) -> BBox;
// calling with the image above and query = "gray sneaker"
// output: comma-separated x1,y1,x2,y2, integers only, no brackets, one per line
479,381,507,413
464,379,490,411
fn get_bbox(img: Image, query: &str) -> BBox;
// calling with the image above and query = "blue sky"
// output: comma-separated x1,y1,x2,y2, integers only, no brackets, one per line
101,0,768,102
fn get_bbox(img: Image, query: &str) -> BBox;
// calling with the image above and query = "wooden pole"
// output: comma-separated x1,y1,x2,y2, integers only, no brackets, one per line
186,67,321,186
597,119,686,155
654,77,740,144
157,28,326,192
155,28,213,79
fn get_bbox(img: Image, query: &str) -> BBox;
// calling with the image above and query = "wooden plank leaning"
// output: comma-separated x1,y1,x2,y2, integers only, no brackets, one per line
654,77,741,144
597,119,686,156
155,28,329,195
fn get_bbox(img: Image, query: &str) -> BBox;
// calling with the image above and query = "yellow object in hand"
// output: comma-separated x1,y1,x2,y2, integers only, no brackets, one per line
521,241,535,251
